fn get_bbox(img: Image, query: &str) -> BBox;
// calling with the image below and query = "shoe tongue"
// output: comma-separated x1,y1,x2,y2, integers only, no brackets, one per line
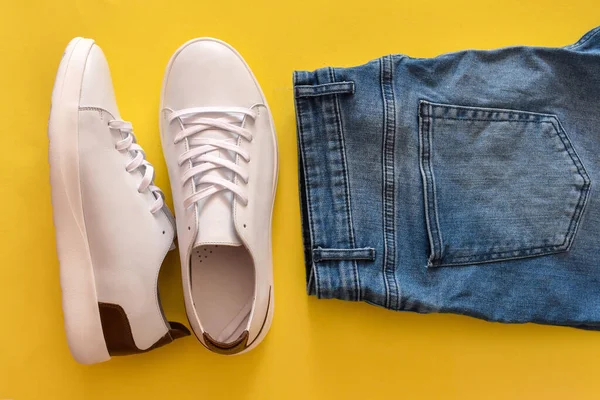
193,191,242,247
189,113,242,247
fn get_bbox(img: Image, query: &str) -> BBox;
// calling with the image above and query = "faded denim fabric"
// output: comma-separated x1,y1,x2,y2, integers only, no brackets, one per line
293,27,600,328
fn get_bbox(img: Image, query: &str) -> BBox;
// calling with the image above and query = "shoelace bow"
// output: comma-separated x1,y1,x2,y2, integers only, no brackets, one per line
168,107,258,209
108,120,165,213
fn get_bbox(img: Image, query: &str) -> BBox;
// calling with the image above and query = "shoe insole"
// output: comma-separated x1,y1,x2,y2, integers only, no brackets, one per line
191,245,255,343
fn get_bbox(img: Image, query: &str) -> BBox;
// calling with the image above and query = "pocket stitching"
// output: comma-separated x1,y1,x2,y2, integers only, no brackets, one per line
419,102,444,266
547,117,592,251
419,101,591,267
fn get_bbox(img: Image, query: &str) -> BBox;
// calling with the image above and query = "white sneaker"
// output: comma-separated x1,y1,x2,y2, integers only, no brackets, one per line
49,37,189,364
160,38,278,355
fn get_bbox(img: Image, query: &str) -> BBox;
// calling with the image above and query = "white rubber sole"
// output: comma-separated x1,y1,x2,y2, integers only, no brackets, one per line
49,37,110,365
160,38,278,355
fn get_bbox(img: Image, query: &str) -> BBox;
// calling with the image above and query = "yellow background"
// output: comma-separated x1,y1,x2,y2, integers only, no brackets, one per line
1,0,599,399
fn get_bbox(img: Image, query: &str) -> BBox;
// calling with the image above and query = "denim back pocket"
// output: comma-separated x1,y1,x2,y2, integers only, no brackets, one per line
418,101,591,267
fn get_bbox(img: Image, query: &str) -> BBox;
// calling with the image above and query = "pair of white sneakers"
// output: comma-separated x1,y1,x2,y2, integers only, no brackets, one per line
48,37,278,364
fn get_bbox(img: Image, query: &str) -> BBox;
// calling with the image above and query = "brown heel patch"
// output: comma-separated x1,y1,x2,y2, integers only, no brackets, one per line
98,302,190,356
203,330,249,355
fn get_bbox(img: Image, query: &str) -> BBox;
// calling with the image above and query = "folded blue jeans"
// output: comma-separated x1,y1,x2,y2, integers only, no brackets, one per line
293,27,600,329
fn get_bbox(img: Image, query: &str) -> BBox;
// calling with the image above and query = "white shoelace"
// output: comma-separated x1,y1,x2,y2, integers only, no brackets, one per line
168,107,257,209
108,120,165,214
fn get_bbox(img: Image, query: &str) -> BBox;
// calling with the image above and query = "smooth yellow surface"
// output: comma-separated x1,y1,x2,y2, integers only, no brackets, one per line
1,0,599,399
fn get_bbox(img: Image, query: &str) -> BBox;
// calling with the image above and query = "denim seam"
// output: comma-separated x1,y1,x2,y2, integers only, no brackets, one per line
450,242,573,255
420,102,591,267
424,117,558,123
380,56,399,310
421,101,566,119
293,72,321,297
331,67,361,301
435,250,578,267
379,59,391,306
565,26,600,50
444,245,573,261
